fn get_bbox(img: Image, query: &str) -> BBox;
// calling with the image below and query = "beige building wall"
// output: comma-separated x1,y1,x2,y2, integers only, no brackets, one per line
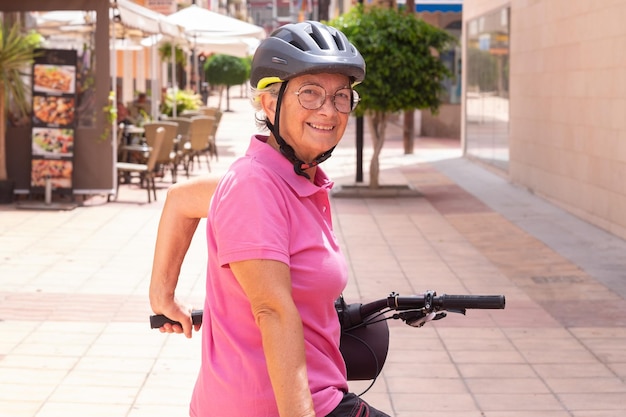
463,0,626,239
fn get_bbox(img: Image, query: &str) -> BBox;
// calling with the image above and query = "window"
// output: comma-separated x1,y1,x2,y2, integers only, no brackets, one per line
465,7,510,170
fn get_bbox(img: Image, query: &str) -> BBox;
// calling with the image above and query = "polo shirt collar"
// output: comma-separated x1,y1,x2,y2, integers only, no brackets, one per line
248,135,334,197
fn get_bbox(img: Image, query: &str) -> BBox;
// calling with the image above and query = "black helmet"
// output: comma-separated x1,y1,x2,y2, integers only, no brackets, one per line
251,21,365,89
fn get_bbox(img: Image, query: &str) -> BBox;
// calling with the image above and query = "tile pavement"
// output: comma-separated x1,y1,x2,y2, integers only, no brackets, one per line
1,95,625,416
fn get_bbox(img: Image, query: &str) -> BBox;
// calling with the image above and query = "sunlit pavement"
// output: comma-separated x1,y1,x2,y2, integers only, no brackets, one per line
1,95,626,416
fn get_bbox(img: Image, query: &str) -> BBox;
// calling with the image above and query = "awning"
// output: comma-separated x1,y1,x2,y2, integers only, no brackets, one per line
112,0,183,39
114,0,160,35
416,0,462,13
36,3,183,39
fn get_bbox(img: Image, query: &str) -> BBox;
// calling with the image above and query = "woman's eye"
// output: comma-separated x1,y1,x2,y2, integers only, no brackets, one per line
301,88,322,97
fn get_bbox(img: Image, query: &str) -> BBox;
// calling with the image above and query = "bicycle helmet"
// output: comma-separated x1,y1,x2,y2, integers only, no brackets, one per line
251,21,366,89
251,21,366,179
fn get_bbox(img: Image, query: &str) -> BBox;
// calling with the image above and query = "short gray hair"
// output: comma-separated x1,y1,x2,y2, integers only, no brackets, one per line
250,82,282,130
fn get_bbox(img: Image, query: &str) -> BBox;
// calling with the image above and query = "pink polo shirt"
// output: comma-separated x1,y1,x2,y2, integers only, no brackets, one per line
190,135,348,417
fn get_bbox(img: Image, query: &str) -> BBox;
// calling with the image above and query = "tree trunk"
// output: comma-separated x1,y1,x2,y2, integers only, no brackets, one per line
403,0,417,155
368,111,387,189
318,0,330,21
403,110,414,154
0,82,7,180
217,85,224,110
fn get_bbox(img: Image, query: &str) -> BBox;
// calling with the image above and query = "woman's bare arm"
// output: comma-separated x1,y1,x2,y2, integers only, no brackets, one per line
230,259,316,417
149,176,220,337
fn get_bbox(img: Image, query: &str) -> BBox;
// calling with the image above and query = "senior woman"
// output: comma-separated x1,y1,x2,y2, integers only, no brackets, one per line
149,21,390,417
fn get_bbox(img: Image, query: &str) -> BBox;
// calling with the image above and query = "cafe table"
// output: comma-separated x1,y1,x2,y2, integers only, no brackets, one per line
119,143,151,164
120,124,146,146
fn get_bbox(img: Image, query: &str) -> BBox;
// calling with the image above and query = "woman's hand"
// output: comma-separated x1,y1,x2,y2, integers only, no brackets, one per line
150,296,200,338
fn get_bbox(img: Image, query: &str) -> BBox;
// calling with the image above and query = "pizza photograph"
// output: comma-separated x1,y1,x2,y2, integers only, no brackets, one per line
32,95,76,127
30,159,73,189
33,64,76,94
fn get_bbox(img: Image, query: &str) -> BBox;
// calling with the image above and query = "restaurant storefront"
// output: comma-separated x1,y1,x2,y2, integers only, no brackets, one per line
1,0,178,200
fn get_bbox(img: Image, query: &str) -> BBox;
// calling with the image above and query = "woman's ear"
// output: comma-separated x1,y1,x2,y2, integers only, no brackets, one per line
259,92,277,122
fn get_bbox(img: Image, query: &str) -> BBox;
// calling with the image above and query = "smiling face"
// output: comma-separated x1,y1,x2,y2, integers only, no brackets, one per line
262,73,352,163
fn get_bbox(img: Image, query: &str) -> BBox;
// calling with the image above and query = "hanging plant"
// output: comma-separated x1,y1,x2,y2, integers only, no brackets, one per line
158,42,185,66
100,91,116,142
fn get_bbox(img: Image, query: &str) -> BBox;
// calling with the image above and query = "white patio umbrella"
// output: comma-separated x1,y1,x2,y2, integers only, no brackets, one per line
165,5,266,40
165,5,265,91
194,36,260,58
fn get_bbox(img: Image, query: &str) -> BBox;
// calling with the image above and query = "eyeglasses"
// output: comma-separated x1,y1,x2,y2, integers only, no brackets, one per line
293,83,360,114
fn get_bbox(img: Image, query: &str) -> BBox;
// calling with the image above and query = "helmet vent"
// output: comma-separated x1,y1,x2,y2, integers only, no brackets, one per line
271,57,287,65
288,39,307,51
308,31,329,50
331,33,346,51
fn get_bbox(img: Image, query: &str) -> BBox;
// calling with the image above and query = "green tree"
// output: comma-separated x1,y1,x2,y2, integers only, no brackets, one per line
330,6,456,188
204,54,248,111
0,21,41,187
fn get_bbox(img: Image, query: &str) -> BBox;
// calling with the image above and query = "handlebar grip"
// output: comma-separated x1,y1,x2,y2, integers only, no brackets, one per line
436,294,505,310
150,310,204,329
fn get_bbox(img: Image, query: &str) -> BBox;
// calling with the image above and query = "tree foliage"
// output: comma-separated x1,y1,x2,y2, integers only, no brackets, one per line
329,6,456,188
204,54,248,87
330,5,455,115
204,54,248,111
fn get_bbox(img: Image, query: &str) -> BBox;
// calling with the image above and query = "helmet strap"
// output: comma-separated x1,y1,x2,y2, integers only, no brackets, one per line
265,81,336,180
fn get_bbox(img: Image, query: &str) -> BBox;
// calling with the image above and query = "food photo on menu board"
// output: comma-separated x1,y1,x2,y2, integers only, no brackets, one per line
32,127,74,157
32,95,76,127
30,49,78,193
33,64,76,95
30,159,73,189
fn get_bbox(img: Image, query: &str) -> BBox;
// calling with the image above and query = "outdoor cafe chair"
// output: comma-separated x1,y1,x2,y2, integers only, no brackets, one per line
180,109,203,118
143,121,180,183
167,117,193,174
199,106,219,118
184,115,215,174
115,127,165,203
168,117,192,142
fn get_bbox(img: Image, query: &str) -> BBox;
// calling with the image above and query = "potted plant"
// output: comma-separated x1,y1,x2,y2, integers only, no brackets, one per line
0,20,41,203
160,89,202,117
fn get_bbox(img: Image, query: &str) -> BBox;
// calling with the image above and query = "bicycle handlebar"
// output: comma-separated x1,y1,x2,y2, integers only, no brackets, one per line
365,292,505,316
149,291,505,329
337,291,505,329
150,309,203,329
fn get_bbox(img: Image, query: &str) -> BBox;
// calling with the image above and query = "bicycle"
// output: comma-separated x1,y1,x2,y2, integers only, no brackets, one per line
150,290,505,390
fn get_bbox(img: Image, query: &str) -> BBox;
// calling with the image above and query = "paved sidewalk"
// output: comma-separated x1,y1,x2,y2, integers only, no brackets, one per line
1,96,626,417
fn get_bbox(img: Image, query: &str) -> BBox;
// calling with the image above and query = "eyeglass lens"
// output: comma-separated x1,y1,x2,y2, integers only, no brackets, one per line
295,84,359,113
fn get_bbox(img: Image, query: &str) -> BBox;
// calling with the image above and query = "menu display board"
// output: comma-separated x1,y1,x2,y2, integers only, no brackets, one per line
30,49,77,194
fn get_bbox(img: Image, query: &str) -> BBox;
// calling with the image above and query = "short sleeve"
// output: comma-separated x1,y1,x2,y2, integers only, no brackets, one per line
209,161,291,268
